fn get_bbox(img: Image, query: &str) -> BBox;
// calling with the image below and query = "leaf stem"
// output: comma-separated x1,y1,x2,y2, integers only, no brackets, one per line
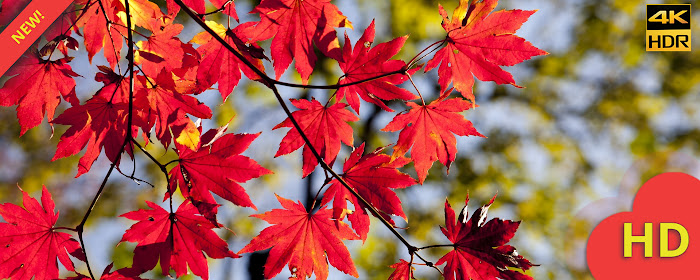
417,244,454,250
406,73,425,105
198,0,233,16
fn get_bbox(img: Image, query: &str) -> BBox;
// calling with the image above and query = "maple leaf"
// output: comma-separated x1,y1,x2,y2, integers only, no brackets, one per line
244,0,352,83
52,68,149,177
135,19,189,75
425,0,547,102
382,95,484,183
135,69,212,147
337,20,417,113
168,129,272,221
120,200,238,279
321,143,415,240
0,186,85,280
437,195,535,280
192,21,266,99
274,98,359,177
239,195,359,280
52,95,132,177
115,0,163,30
388,259,415,280
0,51,79,135
76,0,126,68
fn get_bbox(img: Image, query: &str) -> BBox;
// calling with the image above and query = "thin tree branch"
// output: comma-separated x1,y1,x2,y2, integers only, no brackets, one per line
75,0,137,278
117,166,156,188
199,0,233,16
172,0,452,275
417,244,454,250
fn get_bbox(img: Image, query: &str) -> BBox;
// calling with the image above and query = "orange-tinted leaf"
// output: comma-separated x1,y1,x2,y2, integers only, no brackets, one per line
389,259,414,280
382,96,484,183
239,195,358,280
135,19,189,75
0,186,85,280
274,98,358,177
244,0,351,83
425,0,547,101
116,0,163,30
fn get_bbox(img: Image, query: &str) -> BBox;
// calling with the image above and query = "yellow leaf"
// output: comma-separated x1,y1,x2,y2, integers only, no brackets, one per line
175,120,200,151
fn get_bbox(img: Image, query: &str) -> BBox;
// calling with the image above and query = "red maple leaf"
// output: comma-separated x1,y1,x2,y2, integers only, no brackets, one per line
239,195,359,280
75,0,126,68
119,200,238,279
274,98,359,177
168,129,272,220
244,0,352,83
382,94,484,183
134,18,189,76
0,186,85,280
0,51,79,135
321,143,415,240
135,69,212,147
437,195,535,280
52,67,150,177
388,259,414,280
425,0,547,102
52,95,131,177
337,20,416,113
192,21,265,99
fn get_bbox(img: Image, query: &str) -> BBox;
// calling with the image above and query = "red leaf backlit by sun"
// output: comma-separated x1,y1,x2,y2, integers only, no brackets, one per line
321,143,415,240
0,51,79,135
119,200,238,279
336,20,417,113
244,0,352,83
0,186,85,280
382,94,484,183
192,21,266,99
0,0,547,278
239,195,358,280
169,128,272,221
425,0,547,102
274,98,358,177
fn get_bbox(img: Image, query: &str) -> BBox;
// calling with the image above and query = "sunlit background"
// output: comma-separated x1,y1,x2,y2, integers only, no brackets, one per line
2,0,700,279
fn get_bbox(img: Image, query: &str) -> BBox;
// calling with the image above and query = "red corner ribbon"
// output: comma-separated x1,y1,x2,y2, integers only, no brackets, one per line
0,0,74,77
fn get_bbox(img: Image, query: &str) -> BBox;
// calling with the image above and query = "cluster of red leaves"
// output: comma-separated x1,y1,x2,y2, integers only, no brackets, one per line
0,0,545,278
